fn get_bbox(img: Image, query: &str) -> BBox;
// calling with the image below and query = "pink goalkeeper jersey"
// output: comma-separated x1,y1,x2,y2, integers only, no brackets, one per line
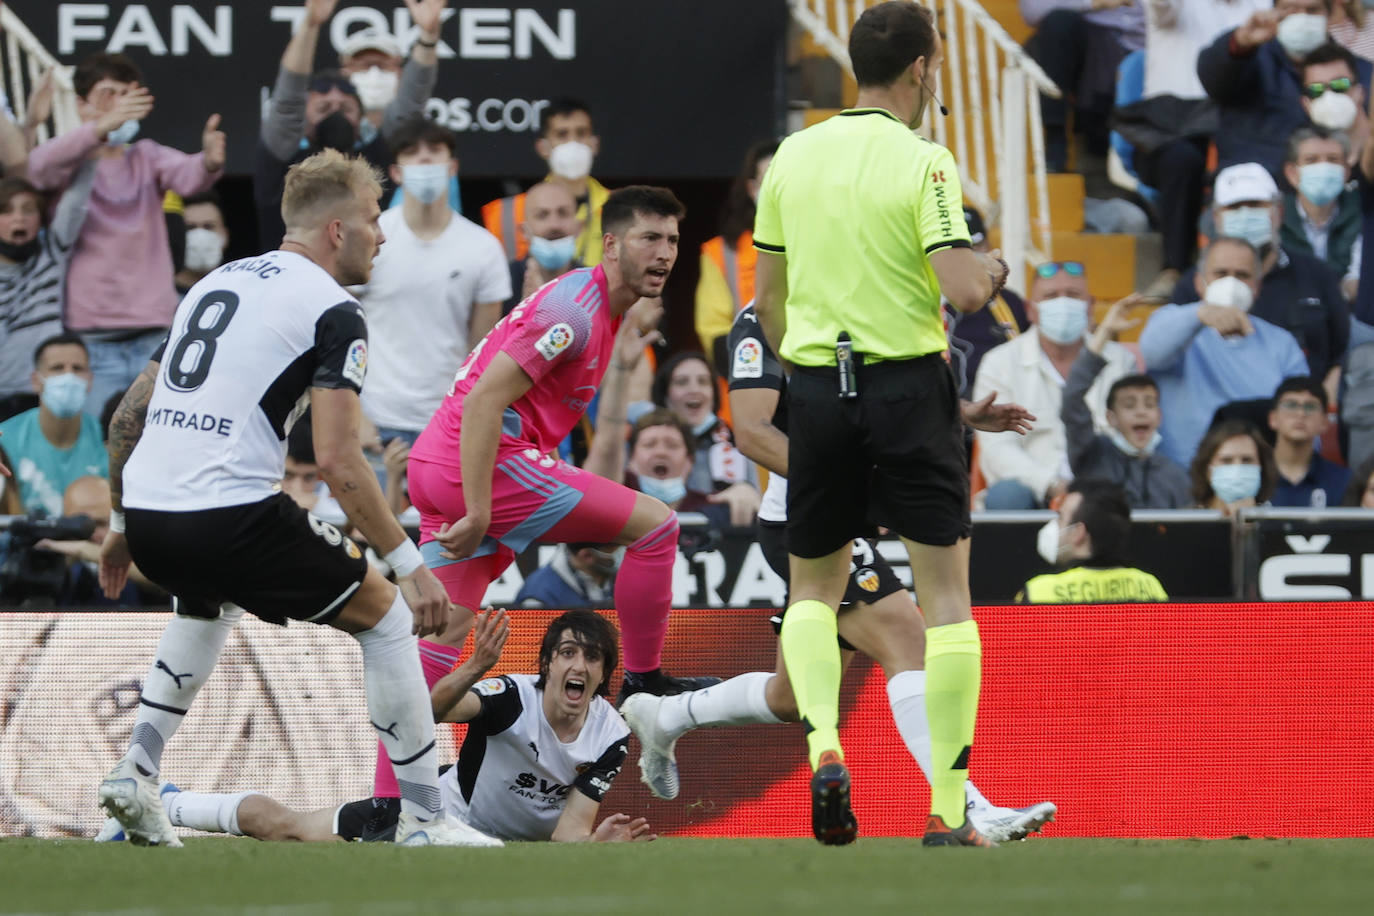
411,265,620,467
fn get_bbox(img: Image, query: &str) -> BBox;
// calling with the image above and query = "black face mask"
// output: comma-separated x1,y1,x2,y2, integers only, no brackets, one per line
313,111,359,153
0,237,40,262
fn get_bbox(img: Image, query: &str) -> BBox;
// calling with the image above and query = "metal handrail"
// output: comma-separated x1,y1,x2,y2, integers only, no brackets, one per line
789,0,1062,278
0,5,80,145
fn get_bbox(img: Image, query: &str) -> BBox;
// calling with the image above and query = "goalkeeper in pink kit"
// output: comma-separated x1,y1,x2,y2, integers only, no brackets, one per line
406,186,716,702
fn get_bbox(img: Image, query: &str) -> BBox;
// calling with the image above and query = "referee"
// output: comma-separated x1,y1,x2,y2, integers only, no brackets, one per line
752,1,1008,847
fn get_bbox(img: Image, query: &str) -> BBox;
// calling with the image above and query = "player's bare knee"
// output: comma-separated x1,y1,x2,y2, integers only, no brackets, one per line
620,492,675,546
235,794,291,841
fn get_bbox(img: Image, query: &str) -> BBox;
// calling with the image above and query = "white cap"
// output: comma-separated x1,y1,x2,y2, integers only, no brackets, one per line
339,29,403,60
1213,162,1280,208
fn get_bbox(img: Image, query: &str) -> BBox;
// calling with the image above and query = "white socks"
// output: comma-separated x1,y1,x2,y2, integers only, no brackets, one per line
658,671,783,739
128,604,243,775
163,790,255,836
354,589,441,820
887,668,992,809
886,669,934,780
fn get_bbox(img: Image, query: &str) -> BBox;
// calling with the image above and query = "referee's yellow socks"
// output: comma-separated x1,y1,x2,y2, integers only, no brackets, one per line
779,598,843,770
925,619,982,826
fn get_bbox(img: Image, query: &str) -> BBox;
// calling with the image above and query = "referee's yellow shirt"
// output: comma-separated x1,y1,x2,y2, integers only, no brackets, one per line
1016,566,1169,604
752,108,971,367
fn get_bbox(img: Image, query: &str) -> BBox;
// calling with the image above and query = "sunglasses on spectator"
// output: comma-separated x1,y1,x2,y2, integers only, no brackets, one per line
1034,261,1085,279
1277,399,1324,414
1303,77,1353,100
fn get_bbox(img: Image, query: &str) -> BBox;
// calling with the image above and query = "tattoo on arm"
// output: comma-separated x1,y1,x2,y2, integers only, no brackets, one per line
107,364,158,510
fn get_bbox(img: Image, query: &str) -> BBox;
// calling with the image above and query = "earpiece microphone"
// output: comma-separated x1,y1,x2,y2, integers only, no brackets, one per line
923,79,949,117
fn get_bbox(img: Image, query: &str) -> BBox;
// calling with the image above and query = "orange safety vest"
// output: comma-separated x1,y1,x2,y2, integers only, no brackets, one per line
483,193,530,261
701,230,758,312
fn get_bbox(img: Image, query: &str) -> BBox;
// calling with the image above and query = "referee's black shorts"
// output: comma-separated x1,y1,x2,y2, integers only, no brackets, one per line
786,353,970,558
126,493,368,626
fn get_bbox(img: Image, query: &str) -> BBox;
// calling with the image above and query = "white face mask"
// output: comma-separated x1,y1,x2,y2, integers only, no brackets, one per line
1276,13,1328,58
106,118,140,146
1036,296,1090,345
401,162,449,205
350,66,399,112
548,141,594,181
1203,275,1256,312
1309,89,1358,131
1036,518,1069,566
184,228,225,273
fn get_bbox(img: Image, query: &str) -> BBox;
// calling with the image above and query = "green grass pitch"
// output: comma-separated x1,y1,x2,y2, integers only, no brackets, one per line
3,837,1373,915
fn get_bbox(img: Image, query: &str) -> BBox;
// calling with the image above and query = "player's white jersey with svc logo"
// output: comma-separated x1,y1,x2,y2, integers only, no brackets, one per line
438,673,629,842
124,251,368,511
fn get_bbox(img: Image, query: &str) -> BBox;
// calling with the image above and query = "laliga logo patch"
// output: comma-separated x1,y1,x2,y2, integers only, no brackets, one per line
855,568,880,592
343,339,367,387
536,322,574,360
474,677,507,696
733,338,763,379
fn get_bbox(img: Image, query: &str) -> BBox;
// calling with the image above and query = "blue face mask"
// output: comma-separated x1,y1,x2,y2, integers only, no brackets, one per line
1297,162,1346,207
1209,463,1261,504
1106,426,1162,458
528,234,578,271
401,163,449,206
106,118,140,147
1036,296,1089,345
40,372,88,418
1219,207,1275,251
638,475,687,505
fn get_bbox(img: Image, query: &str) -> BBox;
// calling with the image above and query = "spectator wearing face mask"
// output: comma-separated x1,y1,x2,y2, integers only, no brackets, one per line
1171,162,1350,389
504,181,584,315
254,0,445,249
1299,43,1368,164
482,98,609,266
650,352,760,527
173,190,230,296
1144,237,1309,467
973,261,1137,510
0,334,107,517
1062,295,1192,508
25,52,224,418
622,409,731,532
515,542,618,609
1199,1,1374,177
353,118,509,452
695,140,778,364
1018,477,1168,604
0,173,94,422
1281,126,1361,299
1189,419,1279,515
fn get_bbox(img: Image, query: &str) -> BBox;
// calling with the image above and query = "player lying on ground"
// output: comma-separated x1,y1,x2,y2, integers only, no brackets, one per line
99,610,654,845
406,185,715,703
620,304,1054,843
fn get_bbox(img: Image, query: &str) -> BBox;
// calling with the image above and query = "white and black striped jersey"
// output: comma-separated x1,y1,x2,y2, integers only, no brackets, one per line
123,251,368,511
726,304,788,523
438,673,629,842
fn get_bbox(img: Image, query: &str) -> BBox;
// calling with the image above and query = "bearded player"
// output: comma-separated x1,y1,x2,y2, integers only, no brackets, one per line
405,186,715,702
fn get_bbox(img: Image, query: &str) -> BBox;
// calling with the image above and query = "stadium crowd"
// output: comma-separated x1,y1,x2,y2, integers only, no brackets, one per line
2,0,1374,614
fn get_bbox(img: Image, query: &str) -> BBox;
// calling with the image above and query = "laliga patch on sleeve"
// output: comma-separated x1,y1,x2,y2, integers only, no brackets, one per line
343,339,367,387
535,323,575,361
474,677,508,697
733,337,763,379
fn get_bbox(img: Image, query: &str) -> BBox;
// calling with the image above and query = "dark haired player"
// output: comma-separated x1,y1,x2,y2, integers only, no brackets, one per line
98,610,654,845
407,186,717,701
